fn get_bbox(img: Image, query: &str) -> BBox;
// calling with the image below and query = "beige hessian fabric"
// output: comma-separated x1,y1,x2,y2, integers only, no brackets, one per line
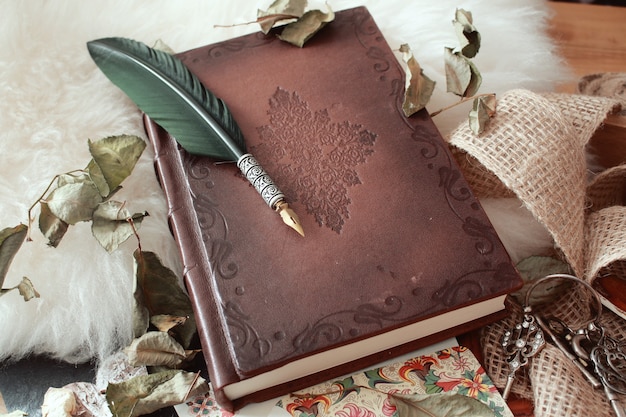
447,89,625,417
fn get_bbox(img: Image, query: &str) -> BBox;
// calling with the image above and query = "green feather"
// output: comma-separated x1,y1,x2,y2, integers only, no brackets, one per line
87,37,246,160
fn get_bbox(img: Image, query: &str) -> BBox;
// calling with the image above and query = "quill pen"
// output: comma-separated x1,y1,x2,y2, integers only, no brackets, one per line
87,37,303,236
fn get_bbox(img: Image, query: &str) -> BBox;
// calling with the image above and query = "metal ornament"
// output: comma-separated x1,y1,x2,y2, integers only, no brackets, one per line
591,332,626,417
502,273,626,417
501,308,545,400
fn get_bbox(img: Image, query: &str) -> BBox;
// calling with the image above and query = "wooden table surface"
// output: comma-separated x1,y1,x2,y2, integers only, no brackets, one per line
549,1,626,170
548,1,626,94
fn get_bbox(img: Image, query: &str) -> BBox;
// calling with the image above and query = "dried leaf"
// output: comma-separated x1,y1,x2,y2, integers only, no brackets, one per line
399,44,436,117
132,275,150,339
16,276,40,301
134,250,196,348
88,134,146,194
105,370,208,417
278,5,334,47
91,201,147,252
387,391,494,417
85,158,111,197
151,314,188,333
0,224,28,289
56,171,91,187
41,387,77,417
125,331,187,368
45,180,103,225
513,256,573,305
152,39,175,54
257,0,307,34
444,47,482,97
468,93,496,135
1,276,40,301
453,8,481,58
39,201,69,247
517,255,572,280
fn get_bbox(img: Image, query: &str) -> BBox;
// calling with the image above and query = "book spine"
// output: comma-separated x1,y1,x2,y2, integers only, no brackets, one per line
143,115,237,410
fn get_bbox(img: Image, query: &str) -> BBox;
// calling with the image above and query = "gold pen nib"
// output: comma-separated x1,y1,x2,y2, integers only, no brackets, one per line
275,200,305,237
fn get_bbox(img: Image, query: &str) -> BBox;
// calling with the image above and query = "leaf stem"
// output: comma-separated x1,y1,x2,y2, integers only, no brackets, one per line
213,13,300,29
128,216,142,253
429,93,494,118
183,371,202,401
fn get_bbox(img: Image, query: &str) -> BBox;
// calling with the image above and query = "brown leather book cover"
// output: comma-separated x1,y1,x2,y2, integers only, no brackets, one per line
144,6,521,411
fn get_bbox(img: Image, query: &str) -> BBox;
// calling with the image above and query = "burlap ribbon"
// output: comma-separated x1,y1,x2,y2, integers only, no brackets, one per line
447,88,625,417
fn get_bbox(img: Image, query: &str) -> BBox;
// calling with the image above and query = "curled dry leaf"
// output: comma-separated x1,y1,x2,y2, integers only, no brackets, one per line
87,134,146,195
125,331,188,368
16,276,40,301
85,159,112,198
453,8,481,59
132,274,151,338
44,179,103,225
513,255,573,305
399,44,436,117
39,201,69,247
105,370,208,417
468,93,496,135
0,224,28,289
133,250,196,348
152,39,176,54
387,391,495,417
444,47,482,98
34,135,146,249
41,387,77,417
151,314,188,333
0,277,40,301
91,200,147,253
257,0,307,34
278,5,335,47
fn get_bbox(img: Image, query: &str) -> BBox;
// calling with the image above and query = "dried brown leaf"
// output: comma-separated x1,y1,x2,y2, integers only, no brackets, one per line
1,276,40,301
88,134,146,195
105,370,208,417
125,331,187,368
0,224,28,289
444,47,482,98
151,314,188,333
41,387,77,417
257,0,307,34
468,93,496,135
38,201,69,248
85,159,111,198
453,8,481,58
44,180,103,225
16,277,40,301
91,201,146,252
134,250,196,348
278,5,334,47
513,256,573,305
387,391,494,417
399,44,436,117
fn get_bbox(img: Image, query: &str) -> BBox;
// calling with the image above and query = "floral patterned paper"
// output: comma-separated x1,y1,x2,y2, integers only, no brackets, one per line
175,346,512,417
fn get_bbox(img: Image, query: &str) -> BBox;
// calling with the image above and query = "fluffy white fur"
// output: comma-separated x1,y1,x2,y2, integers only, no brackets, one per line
0,0,568,364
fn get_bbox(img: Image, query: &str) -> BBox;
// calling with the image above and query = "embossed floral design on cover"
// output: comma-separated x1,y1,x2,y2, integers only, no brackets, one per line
254,87,377,233
176,346,512,417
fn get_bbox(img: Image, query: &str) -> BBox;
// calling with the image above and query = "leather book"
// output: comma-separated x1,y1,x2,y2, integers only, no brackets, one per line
143,6,522,411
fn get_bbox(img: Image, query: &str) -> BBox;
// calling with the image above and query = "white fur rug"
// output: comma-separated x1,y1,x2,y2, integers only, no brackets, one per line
0,0,569,364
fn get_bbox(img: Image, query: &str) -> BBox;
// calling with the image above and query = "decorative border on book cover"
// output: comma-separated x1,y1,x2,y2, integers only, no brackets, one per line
174,346,512,417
